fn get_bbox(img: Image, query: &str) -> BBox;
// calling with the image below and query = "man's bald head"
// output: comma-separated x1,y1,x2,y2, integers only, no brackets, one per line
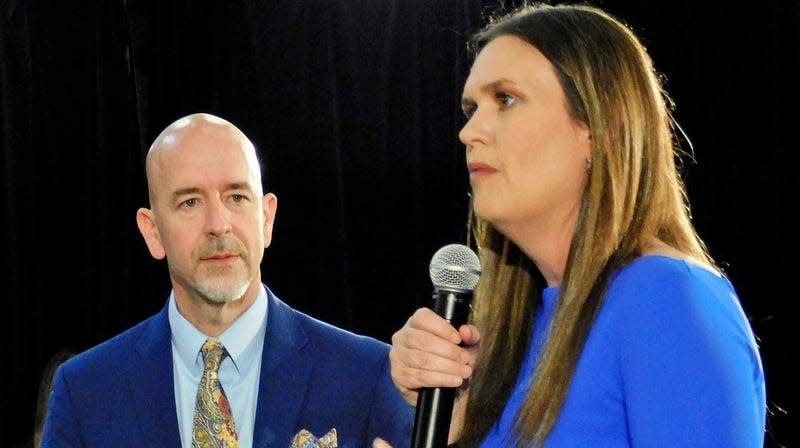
145,113,263,206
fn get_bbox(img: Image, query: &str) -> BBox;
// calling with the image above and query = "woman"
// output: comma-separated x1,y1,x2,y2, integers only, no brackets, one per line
382,3,766,447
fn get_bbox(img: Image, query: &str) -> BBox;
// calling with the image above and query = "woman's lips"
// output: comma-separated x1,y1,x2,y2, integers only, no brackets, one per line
468,162,498,179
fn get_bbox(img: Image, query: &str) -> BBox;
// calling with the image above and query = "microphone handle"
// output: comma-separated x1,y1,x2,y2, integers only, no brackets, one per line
410,289,473,448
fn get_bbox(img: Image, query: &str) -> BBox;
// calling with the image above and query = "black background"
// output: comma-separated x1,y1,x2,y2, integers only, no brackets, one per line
1,0,796,446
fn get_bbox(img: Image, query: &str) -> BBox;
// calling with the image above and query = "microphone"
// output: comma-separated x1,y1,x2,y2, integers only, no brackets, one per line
411,243,481,448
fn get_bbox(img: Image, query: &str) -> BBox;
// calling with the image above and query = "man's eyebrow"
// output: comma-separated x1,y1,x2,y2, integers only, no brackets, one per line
170,187,200,201
226,182,253,191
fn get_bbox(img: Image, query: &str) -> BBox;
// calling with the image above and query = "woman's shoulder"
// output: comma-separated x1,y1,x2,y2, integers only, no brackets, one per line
598,251,754,347
602,251,738,321
609,253,734,295
596,251,759,366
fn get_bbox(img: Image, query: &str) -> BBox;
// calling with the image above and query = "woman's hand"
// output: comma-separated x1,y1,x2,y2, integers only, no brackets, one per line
389,307,480,407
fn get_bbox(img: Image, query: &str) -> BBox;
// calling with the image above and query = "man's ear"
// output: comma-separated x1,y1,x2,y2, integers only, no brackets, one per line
136,207,166,260
262,193,278,249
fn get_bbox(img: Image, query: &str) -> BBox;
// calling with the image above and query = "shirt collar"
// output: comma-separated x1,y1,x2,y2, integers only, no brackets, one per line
169,285,269,374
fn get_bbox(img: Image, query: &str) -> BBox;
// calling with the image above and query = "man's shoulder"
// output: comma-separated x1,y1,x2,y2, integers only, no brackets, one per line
60,310,166,376
295,306,389,354
269,292,390,361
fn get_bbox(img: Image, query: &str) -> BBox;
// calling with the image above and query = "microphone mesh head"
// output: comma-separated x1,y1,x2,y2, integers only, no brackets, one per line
429,244,481,292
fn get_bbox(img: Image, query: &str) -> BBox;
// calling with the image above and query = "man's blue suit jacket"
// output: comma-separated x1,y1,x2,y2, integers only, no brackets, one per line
41,288,414,447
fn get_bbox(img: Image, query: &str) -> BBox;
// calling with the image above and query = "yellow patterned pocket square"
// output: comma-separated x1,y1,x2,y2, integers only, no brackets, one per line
289,428,338,448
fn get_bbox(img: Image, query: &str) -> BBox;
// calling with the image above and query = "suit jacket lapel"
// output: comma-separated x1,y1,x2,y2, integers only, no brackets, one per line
131,303,182,446
253,290,313,447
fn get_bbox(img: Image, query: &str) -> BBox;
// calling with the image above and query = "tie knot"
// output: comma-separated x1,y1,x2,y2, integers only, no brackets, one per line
200,338,228,372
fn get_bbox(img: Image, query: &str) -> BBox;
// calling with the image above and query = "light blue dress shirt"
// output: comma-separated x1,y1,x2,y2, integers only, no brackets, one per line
169,285,268,448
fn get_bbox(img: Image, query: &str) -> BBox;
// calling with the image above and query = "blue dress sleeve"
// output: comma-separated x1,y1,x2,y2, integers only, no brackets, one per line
611,258,765,447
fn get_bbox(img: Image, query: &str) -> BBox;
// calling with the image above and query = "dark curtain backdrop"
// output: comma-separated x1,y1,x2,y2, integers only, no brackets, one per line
1,0,796,446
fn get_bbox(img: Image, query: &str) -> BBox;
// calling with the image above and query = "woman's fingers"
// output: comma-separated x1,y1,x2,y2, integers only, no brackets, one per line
388,308,478,406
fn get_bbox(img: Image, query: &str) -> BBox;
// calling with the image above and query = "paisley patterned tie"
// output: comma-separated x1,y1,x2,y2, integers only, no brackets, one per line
192,338,238,448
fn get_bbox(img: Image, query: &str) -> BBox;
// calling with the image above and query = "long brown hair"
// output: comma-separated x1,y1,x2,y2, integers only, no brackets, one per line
459,3,712,446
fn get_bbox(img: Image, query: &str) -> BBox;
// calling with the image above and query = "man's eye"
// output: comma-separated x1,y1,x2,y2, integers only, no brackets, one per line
232,194,245,202
183,198,197,207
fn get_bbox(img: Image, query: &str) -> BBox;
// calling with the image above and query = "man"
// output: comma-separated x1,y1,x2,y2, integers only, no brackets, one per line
41,113,413,447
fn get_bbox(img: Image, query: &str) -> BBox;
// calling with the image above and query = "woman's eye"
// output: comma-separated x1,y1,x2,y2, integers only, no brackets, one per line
498,93,517,108
462,105,476,119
